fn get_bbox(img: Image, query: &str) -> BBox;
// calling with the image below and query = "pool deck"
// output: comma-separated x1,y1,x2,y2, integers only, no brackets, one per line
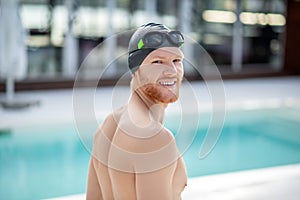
1,76,300,199
48,164,300,200
1,76,300,128
182,164,300,200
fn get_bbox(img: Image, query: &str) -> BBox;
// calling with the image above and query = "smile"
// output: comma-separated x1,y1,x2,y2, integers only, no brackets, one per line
158,80,177,86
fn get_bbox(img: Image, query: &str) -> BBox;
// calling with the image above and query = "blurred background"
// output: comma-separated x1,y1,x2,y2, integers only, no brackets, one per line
0,0,298,90
1,0,300,200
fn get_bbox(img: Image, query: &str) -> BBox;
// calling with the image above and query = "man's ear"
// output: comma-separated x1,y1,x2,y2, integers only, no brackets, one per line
132,68,140,78
130,71,137,91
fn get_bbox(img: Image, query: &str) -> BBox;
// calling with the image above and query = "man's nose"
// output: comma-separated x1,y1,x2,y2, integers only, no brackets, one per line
163,62,177,77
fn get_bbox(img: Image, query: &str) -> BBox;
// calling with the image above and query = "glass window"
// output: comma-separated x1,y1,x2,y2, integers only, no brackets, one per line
190,0,286,75
0,0,287,86
241,0,286,71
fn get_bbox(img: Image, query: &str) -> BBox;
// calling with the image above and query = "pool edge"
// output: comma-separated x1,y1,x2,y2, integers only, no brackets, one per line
46,163,300,200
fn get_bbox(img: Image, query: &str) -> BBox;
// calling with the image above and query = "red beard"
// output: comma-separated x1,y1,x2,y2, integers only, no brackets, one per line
142,83,178,104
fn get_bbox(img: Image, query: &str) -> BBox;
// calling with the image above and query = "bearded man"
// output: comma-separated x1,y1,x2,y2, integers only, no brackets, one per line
86,22,187,200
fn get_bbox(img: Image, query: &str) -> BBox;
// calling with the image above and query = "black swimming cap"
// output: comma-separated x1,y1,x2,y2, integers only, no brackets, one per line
128,22,183,73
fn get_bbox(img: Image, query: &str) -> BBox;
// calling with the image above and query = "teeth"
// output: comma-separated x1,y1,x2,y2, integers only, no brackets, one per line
159,81,176,86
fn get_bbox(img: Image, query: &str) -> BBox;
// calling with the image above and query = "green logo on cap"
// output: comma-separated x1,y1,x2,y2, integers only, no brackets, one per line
138,39,144,49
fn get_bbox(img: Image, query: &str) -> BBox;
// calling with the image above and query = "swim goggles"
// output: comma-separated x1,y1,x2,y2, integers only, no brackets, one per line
136,31,184,51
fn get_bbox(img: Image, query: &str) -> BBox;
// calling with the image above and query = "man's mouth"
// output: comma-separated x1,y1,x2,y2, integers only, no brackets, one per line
158,80,177,87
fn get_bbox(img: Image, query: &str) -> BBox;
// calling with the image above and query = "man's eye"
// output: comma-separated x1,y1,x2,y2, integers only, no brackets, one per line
152,60,163,64
173,59,182,63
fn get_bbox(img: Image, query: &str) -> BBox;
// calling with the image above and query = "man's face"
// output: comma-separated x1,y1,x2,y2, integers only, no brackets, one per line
133,47,184,104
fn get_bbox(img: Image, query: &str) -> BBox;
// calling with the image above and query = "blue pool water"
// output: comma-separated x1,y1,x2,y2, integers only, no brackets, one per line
1,107,300,199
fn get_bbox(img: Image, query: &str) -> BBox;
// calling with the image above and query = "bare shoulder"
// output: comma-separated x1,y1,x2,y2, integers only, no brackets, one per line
112,124,176,153
108,124,179,174
101,106,126,130
94,106,126,141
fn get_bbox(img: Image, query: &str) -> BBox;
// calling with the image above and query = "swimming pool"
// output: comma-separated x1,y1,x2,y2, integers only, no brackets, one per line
1,107,300,199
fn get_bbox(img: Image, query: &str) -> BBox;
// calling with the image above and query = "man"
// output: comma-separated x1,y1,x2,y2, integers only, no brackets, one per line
86,23,187,200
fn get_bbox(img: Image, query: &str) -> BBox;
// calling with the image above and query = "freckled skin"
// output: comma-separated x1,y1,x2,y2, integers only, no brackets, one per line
86,47,187,200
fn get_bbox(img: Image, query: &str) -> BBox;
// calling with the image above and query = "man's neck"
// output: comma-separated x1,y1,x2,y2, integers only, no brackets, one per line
128,90,166,124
